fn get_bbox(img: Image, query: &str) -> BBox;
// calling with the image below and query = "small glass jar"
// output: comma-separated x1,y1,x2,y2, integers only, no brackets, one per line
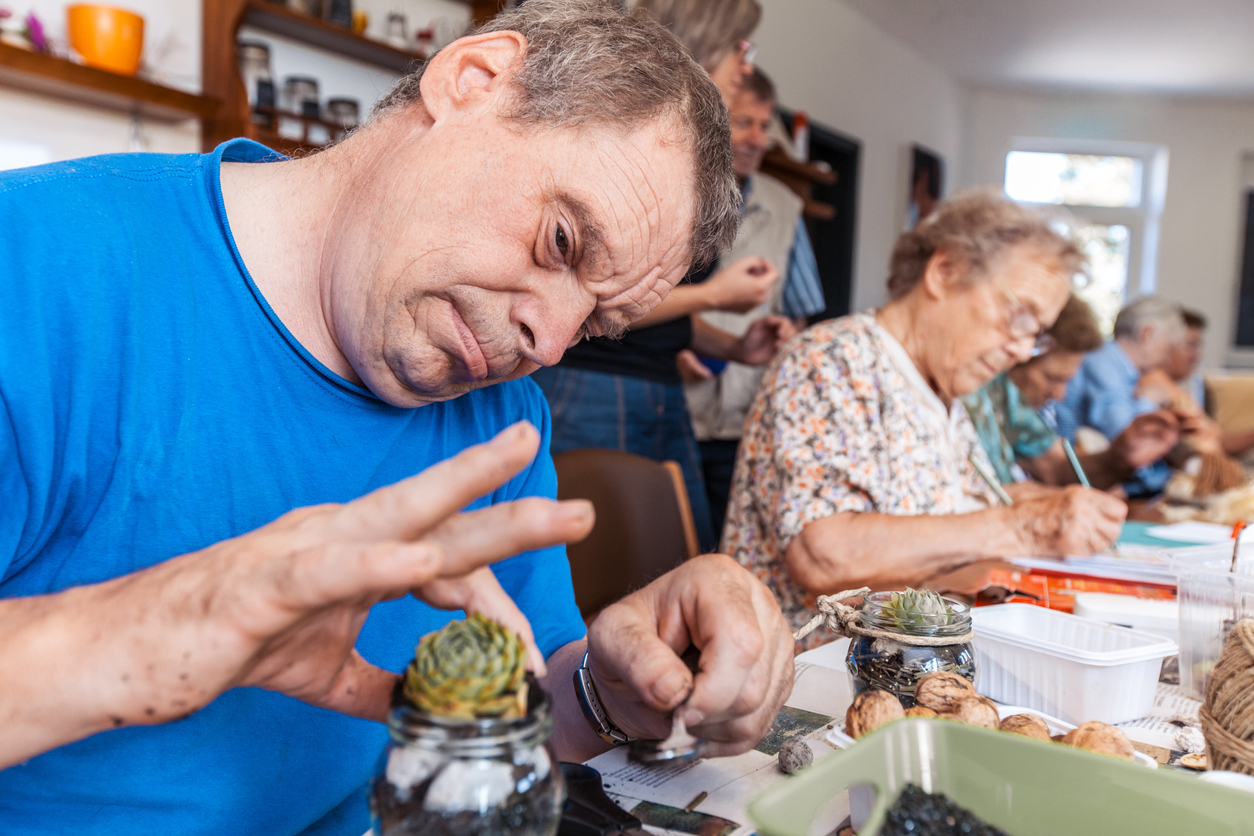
370,684,564,836
237,40,274,126
845,592,976,707
326,97,360,131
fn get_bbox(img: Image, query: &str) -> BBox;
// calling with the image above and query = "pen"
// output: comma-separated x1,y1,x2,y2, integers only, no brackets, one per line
968,453,1013,506
1061,438,1091,488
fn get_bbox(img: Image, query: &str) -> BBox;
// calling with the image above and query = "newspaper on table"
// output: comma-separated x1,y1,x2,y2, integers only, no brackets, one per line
1116,681,1205,759
586,661,854,836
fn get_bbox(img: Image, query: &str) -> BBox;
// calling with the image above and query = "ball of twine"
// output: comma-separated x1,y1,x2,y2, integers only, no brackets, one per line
1200,618,1254,776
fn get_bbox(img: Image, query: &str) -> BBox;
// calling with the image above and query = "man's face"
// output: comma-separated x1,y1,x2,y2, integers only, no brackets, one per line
728,91,773,180
332,111,695,408
1165,326,1204,382
1138,324,1179,372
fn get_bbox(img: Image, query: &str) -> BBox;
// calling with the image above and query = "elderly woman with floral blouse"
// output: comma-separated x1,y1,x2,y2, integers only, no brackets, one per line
723,192,1128,642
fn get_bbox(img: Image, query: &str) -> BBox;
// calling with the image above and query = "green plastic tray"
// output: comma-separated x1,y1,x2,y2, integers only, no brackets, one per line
750,719,1254,836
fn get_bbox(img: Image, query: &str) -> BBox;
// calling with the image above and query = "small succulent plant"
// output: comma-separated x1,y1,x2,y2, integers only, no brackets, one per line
402,614,528,721
879,588,953,632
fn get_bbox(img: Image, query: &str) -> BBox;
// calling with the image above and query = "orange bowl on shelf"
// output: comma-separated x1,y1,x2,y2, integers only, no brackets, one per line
67,5,144,76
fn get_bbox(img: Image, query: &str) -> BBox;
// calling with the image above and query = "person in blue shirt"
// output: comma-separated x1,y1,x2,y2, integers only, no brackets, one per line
0,3,796,834
1056,295,1187,495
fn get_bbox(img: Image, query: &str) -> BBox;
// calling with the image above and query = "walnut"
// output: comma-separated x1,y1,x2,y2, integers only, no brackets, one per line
949,695,1000,729
912,671,975,714
904,706,939,719
1062,721,1135,760
845,690,905,739
777,738,813,774
999,713,1051,742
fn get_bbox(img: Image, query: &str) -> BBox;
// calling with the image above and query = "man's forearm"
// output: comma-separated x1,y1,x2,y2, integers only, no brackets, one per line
0,577,175,770
541,638,612,763
784,509,1022,593
629,285,711,330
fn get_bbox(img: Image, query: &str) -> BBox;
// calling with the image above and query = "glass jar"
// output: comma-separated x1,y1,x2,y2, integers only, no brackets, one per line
326,97,360,131
370,684,564,836
384,11,409,50
283,75,320,119
845,592,976,707
237,40,274,126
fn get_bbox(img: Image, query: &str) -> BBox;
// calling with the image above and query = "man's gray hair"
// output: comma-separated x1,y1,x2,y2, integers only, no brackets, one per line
373,0,739,270
1113,295,1186,342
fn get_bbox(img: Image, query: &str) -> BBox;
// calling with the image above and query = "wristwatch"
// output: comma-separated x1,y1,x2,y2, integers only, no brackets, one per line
573,650,635,745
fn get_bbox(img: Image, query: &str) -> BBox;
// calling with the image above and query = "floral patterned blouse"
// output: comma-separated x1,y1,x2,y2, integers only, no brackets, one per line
722,311,999,647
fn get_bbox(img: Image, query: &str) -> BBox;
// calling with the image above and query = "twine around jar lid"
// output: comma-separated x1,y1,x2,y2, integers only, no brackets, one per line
793,587,976,646
1200,619,1254,777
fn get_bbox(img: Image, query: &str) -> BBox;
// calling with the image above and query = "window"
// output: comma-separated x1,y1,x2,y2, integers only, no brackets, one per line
1005,152,1142,208
1004,140,1168,335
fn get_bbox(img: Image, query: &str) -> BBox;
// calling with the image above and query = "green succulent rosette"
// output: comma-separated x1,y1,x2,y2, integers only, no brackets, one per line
402,613,529,721
879,587,954,632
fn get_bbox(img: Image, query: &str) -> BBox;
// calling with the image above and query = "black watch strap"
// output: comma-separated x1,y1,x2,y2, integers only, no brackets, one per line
573,650,634,746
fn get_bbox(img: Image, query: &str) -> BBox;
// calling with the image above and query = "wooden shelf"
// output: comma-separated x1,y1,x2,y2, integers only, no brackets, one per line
240,1,422,73
0,42,217,122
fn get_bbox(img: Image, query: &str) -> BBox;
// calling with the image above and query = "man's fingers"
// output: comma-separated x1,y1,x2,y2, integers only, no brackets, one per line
593,610,696,716
262,540,450,616
676,560,768,727
425,498,594,574
331,422,542,543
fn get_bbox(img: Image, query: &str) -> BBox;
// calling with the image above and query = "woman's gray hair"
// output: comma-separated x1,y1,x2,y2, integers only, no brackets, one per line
1113,295,1186,341
886,190,1085,300
626,0,762,72
372,0,739,270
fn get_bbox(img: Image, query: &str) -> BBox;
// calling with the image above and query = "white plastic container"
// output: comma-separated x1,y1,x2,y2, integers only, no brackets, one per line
1161,542,1254,699
971,604,1177,725
1072,592,1179,643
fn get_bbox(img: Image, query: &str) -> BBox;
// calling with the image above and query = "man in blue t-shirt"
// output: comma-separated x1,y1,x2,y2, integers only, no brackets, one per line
0,3,795,834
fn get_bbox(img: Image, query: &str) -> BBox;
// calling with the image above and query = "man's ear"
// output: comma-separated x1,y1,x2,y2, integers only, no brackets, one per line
419,31,527,122
919,248,966,300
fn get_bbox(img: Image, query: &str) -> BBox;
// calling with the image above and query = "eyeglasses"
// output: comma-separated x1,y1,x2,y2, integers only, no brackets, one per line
737,39,756,66
995,280,1043,341
1030,333,1056,358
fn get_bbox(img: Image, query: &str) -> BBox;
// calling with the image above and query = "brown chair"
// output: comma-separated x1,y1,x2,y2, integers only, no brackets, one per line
553,448,700,619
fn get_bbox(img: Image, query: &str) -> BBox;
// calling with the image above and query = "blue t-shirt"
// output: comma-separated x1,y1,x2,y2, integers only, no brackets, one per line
0,140,585,835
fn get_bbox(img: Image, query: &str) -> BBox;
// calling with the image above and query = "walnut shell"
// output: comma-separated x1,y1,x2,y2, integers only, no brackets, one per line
913,671,975,714
949,695,1000,729
1062,721,1135,760
1000,713,1051,741
845,690,905,739
904,705,939,719
777,738,813,774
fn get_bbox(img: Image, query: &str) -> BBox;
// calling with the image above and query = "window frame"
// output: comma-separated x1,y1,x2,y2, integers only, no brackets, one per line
1003,137,1169,300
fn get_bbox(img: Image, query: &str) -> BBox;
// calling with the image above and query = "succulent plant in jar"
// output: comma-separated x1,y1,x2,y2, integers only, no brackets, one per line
845,589,976,708
371,615,563,836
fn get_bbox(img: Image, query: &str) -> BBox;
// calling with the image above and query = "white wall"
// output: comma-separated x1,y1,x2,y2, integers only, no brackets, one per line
964,87,1254,371
0,0,466,165
754,0,970,311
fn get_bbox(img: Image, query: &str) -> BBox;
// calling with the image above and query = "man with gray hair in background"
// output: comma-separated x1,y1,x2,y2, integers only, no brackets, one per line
1056,295,1187,494
0,2,796,832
